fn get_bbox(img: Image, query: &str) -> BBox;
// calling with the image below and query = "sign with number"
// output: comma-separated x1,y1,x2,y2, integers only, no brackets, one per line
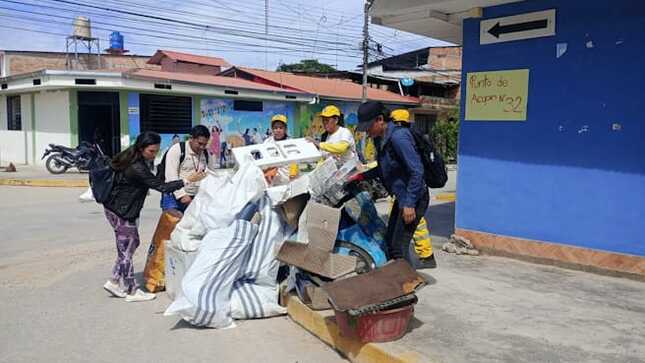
465,69,529,121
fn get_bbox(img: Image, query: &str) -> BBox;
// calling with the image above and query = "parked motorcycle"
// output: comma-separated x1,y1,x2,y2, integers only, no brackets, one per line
41,142,104,174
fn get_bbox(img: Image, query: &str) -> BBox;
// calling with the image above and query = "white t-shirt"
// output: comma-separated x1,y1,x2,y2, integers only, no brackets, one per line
324,126,357,165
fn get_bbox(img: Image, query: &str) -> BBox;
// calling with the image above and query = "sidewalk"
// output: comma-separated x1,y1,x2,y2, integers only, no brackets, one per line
287,200,645,363
0,164,458,200
0,164,88,187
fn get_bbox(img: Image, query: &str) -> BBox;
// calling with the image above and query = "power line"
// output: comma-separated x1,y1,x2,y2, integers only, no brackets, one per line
0,12,364,62
0,0,366,62
38,0,356,52
0,22,363,66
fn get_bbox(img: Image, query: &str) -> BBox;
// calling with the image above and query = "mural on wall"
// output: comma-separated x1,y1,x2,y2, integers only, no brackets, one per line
200,98,295,167
296,101,376,163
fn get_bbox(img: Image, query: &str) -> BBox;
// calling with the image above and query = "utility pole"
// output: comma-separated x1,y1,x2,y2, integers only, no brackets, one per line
362,0,373,102
265,0,269,70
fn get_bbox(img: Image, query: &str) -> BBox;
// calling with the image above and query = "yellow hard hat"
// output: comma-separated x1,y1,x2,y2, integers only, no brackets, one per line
320,105,341,118
390,109,410,123
271,114,288,125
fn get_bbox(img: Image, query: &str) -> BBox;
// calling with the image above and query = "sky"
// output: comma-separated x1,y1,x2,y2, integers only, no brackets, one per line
0,0,452,71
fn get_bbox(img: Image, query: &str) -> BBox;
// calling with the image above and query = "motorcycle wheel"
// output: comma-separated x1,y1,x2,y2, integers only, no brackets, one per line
45,154,69,174
336,240,376,274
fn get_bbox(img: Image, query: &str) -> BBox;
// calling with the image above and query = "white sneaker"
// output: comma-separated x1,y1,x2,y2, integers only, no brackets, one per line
104,280,126,298
125,289,156,302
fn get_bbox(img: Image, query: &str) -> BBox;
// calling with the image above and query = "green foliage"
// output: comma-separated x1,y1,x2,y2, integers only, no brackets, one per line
431,108,460,163
276,59,337,73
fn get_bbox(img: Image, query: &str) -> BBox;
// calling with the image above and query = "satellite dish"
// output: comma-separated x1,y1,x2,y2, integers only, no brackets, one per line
401,78,414,87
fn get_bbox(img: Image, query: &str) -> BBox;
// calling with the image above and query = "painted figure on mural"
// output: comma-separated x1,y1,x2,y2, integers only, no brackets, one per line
209,126,221,166
220,141,228,168
252,128,263,144
242,128,253,146
171,134,180,145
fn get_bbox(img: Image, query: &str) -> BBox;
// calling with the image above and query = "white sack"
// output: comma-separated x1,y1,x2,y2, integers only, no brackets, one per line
200,162,266,230
170,164,265,251
164,220,259,328
229,195,290,320
231,282,286,319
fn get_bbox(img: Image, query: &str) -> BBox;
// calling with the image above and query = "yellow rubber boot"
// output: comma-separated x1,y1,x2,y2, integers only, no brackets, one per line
388,199,434,258
413,217,433,258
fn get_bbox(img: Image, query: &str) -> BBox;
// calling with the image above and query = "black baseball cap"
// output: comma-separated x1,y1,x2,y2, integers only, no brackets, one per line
356,101,387,132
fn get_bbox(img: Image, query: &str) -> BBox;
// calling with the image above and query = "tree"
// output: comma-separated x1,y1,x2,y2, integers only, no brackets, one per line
432,108,460,163
277,59,337,73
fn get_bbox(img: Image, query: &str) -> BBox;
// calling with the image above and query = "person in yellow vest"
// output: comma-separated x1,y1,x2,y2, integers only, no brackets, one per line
389,108,436,268
263,114,298,185
307,105,358,165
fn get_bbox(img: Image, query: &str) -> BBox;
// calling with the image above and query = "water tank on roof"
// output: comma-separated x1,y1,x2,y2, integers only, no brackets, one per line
110,32,124,50
73,16,92,38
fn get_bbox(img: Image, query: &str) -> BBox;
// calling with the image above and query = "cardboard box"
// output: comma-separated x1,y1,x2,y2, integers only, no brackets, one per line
276,202,357,280
280,193,309,229
164,241,198,300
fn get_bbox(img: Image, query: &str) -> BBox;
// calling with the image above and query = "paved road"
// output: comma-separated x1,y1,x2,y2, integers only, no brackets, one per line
0,186,345,363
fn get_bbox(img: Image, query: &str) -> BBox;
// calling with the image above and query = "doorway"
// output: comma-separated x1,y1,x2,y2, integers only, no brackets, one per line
78,92,120,156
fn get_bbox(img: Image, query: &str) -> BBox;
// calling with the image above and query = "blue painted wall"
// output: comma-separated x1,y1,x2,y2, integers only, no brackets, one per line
457,0,645,256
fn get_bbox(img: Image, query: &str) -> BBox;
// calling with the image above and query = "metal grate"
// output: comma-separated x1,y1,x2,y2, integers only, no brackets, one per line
140,94,192,134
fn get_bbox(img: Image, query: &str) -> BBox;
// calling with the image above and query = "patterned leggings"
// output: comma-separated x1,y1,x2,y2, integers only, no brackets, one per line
104,208,140,294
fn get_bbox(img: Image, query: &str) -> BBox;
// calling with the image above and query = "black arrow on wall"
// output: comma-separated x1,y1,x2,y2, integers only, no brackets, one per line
488,19,548,38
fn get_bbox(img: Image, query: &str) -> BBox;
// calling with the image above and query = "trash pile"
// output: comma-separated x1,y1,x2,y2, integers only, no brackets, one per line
144,138,427,342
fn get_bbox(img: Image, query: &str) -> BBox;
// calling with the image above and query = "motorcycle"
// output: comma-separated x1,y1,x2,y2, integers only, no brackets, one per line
41,141,104,174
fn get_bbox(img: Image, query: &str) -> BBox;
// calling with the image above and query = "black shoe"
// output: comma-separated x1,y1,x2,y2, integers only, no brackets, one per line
416,254,437,269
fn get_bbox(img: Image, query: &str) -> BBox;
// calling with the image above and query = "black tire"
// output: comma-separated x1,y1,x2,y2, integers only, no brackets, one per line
45,154,69,174
337,240,376,274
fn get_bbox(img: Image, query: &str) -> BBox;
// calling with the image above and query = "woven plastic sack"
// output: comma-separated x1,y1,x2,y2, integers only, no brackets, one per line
143,209,183,292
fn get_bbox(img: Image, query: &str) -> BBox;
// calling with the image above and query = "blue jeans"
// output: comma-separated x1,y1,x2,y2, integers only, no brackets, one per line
160,193,188,212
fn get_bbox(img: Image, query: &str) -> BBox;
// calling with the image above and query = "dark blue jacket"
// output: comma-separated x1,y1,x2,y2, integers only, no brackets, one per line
365,124,426,208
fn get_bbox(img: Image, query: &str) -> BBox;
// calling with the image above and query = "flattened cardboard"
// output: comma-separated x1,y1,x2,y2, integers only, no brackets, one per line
277,242,356,279
322,259,427,311
277,201,357,279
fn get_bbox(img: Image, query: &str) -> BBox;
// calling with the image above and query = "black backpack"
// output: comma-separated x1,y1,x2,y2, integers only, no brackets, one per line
388,126,448,189
88,155,115,204
156,142,209,181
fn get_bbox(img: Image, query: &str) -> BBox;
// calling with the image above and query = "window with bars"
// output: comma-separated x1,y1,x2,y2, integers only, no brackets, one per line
7,95,21,130
139,94,192,134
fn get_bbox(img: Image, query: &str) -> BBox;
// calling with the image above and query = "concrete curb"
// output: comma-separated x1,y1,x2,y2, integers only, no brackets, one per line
286,295,422,363
0,178,88,188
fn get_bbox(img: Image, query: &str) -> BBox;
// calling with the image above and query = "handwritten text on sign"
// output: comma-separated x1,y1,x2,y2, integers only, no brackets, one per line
465,69,529,121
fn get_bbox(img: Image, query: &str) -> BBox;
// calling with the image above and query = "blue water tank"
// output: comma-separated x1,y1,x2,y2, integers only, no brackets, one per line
110,31,124,50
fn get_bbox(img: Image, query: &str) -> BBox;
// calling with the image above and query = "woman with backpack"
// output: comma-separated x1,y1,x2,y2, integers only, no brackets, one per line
102,131,206,302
